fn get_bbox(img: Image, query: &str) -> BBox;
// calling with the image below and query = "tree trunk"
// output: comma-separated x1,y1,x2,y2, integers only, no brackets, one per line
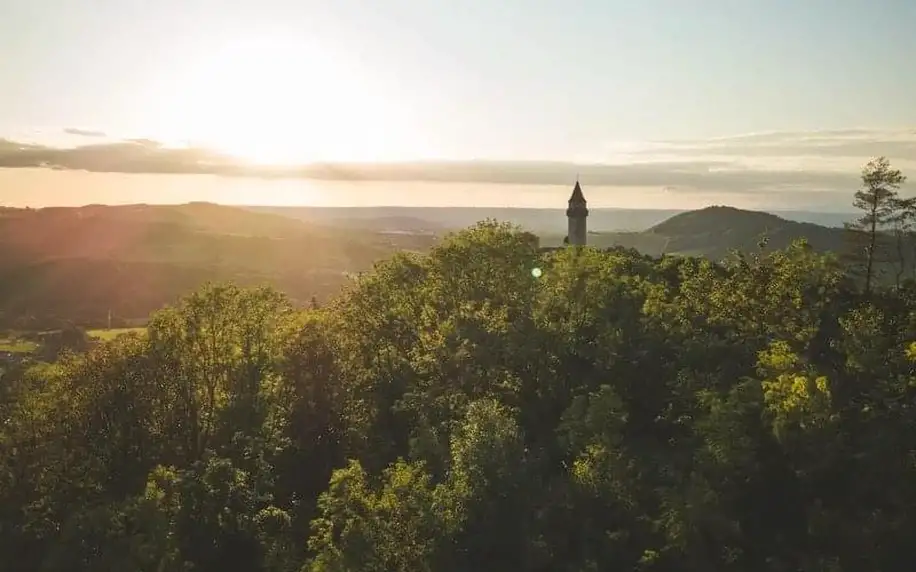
865,202,877,296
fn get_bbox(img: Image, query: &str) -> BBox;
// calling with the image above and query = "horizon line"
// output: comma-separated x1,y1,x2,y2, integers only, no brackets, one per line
3,201,859,215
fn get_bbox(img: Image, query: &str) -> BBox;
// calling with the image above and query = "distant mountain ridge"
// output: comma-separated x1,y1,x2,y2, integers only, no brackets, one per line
635,205,850,259
246,205,856,235
250,204,857,262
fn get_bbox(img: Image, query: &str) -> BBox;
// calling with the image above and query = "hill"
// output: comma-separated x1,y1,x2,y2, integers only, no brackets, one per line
0,203,436,329
643,205,848,259
535,206,851,260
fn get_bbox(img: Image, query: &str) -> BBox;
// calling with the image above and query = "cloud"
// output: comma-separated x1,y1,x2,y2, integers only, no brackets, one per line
63,128,108,138
0,138,50,152
0,129,912,205
652,128,916,161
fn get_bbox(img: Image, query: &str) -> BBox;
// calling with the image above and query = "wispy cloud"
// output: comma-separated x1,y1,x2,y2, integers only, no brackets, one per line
0,129,912,202
63,128,108,138
644,128,916,162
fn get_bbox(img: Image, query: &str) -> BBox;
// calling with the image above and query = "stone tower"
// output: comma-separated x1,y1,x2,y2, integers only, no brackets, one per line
566,179,588,246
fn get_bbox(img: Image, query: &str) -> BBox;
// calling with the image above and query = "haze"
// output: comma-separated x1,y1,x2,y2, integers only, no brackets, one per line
1,0,914,210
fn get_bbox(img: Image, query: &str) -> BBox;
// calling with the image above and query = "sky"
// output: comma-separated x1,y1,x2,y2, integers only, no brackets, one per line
0,0,915,209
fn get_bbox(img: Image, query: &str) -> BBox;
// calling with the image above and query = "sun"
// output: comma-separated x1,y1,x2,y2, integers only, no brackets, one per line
149,34,416,165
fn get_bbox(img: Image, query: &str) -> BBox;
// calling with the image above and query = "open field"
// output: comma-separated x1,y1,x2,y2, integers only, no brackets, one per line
1,328,146,355
86,327,147,341
0,336,39,353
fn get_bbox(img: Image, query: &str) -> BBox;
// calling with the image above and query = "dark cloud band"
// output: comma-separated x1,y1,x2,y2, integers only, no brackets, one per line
0,129,911,197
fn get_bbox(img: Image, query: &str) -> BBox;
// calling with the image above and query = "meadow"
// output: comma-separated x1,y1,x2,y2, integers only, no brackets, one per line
0,335,38,353
0,327,144,358
85,327,147,341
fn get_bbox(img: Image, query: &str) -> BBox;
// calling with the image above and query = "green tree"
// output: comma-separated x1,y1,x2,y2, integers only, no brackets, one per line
845,156,907,294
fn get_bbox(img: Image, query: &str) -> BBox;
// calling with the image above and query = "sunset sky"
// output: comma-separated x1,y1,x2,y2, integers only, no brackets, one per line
0,0,914,208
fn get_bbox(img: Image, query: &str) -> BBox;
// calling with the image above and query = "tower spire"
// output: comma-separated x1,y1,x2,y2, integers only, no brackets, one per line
566,178,588,246
569,179,586,205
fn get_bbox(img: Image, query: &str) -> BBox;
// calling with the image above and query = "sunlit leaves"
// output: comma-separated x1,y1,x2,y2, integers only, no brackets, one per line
308,459,449,572
758,340,833,438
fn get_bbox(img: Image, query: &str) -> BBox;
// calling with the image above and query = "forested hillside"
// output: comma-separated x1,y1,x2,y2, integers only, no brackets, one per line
0,202,435,328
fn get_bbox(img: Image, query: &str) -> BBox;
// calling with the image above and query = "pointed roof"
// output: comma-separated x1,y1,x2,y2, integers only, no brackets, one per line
569,179,586,204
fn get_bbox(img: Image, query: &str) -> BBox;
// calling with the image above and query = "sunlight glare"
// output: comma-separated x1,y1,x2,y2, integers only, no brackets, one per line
150,34,418,165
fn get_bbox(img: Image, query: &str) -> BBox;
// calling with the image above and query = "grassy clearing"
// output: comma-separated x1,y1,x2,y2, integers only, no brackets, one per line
86,327,147,341
0,337,39,353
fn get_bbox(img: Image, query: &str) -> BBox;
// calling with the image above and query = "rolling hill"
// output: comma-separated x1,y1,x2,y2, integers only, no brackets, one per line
0,203,437,329
587,206,850,260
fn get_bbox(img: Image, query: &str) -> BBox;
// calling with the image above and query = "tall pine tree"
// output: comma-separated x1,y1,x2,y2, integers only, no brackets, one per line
844,156,907,295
